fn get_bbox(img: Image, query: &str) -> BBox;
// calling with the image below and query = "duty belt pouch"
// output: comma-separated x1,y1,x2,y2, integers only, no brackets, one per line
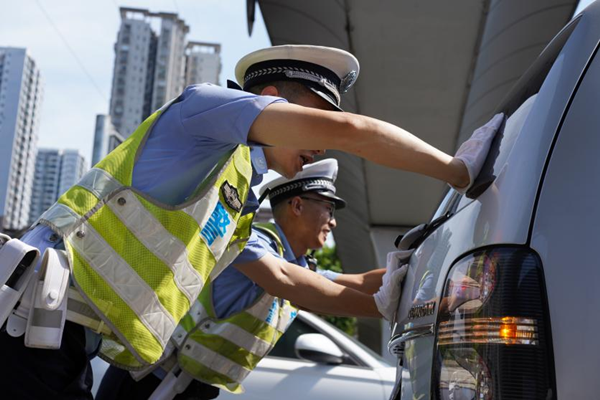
0,235,40,329
6,269,38,337
25,248,70,349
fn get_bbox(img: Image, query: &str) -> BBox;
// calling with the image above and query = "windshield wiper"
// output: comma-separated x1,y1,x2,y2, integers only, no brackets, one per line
394,211,452,251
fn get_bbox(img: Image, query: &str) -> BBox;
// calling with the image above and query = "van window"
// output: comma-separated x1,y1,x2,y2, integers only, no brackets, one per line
462,16,581,200
431,16,581,221
459,93,538,206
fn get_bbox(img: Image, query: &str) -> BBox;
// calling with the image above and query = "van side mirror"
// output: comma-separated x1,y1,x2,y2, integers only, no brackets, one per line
294,333,344,365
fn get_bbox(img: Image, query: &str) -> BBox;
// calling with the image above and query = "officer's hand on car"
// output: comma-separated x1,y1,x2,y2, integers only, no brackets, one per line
452,113,505,194
374,249,414,320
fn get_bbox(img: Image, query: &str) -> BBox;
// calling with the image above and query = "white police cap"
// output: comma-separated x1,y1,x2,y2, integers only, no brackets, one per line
235,45,359,111
259,158,346,209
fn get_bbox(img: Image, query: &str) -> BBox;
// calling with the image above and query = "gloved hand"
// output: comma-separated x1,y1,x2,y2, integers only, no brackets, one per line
452,113,505,194
374,250,413,320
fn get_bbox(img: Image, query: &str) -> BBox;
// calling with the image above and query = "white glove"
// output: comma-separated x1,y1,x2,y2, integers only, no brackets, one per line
374,250,413,321
452,113,505,194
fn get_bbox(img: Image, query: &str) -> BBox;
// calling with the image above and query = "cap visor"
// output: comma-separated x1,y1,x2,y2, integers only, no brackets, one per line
308,87,343,112
317,191,346,209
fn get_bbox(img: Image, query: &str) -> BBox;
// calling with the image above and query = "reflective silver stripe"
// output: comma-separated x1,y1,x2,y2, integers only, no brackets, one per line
182,340,250,383
107,190,204,305
201,320,273,358
66,222,176,348
76,168,122,199
182,186,219,231
78,168,206,307
38,168,121,236
184,298,273,357
275,301,296,333
38,203,80,236
246,295,280,329
245,295,294,333
182,187,238,261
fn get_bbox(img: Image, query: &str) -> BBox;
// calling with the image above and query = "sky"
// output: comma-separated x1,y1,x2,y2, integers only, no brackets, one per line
577,0,597,14
0,0,272,170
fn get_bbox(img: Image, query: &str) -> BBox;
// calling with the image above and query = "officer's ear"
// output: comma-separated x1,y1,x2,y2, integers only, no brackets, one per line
289,196,303,217
260,85,279,97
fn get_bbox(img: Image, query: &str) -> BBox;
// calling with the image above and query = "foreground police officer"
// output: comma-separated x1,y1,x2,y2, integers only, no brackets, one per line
0,44,502,399
97,158,389,399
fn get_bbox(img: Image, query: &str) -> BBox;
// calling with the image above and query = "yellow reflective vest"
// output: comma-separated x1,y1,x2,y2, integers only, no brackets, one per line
37,99,255,368
171,222,300,393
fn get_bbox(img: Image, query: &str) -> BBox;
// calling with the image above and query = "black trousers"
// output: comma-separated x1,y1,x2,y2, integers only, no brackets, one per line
96,365,220,400
0,321,94,399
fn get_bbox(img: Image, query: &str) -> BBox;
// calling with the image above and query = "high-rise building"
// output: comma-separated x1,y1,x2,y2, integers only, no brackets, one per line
29,149,60,224
0,47,43,231
151,11,188,112
58,149,86,196
92,114,124,166
29,148,86,224
185,42,221,85
109,7,189,138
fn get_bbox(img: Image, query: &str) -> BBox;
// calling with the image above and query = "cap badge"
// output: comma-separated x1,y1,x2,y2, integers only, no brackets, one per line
303,182,323,191
303,179,335,192
221,181,242,212
340,70,357,93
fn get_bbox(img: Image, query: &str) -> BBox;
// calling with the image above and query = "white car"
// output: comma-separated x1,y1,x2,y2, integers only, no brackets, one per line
388,3,600,399
93,312,394,399
219,312,394,400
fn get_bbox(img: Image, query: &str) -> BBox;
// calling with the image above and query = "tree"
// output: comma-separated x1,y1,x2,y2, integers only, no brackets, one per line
313,245,357,336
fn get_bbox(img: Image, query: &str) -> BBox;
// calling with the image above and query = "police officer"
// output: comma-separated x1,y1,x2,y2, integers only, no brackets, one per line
0,44,502,399
97,158,392,399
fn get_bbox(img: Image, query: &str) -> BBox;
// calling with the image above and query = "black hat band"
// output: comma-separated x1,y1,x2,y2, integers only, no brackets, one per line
243,59,341,106
269,178,336,206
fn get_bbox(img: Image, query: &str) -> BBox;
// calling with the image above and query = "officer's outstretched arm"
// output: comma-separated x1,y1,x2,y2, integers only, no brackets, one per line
249,102,469,189
332,269,385,295
234,253,382,318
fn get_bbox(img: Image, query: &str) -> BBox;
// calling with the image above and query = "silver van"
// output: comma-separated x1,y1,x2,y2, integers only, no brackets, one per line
388,2,600,399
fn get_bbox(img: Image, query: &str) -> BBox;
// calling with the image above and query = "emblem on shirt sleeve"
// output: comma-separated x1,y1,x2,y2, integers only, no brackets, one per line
221,181,242,212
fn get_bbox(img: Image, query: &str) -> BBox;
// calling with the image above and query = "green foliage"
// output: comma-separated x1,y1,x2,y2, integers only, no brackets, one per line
313,245,357,336
314,245,343,273
322,315,357,336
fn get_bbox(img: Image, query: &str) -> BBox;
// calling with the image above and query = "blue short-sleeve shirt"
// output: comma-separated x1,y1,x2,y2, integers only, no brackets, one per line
212,223,340,318
133,83,285,206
